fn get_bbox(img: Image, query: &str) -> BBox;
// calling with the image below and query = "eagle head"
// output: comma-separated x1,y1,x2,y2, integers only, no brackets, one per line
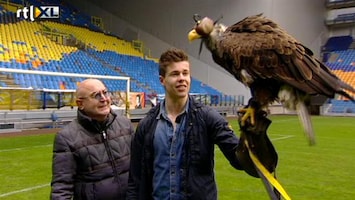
196,17,214,35
188,15,215,41
188,15,227,55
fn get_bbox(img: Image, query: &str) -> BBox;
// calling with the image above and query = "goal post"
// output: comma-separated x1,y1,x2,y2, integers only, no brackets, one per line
0,67,131,117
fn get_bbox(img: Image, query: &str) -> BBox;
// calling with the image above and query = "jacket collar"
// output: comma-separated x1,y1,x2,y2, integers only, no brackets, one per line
77,109,117,133
149,95,203,119
156,98,190,120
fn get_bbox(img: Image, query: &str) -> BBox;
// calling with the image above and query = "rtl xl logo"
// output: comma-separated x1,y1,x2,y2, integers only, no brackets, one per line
16,5,60,21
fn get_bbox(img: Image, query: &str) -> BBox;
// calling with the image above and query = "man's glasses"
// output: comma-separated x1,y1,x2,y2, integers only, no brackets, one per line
79,90,110,101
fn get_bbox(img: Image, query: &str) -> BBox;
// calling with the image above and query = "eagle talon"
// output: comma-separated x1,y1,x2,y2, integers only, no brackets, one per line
238,107,256,127
238,109,271,135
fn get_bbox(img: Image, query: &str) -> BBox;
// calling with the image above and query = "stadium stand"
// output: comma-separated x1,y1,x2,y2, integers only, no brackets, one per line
329,99,355,113
0,0,233,116
325,49,355,90
322,35,355,113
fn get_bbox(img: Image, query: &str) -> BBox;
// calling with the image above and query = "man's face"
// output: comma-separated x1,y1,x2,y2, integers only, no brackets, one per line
76,80,111,121
160,61,191,99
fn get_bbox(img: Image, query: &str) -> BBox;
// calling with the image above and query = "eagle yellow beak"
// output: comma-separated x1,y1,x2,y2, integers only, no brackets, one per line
188,29,201,41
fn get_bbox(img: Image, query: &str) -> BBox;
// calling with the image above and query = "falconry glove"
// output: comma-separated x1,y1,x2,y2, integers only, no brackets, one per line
235,110,294,200
236,110,278,177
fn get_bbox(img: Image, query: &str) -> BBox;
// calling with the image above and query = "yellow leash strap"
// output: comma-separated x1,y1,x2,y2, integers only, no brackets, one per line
245,140,292,200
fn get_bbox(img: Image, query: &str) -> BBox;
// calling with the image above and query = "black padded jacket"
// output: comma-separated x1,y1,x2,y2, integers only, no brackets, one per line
50,110,134,200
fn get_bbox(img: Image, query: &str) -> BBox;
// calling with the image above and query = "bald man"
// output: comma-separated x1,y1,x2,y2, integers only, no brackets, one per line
51,79,134,200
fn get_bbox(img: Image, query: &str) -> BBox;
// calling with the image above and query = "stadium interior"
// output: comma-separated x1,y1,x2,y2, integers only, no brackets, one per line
0,0,354,132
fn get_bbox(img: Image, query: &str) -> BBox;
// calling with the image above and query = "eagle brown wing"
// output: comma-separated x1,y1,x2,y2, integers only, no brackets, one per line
217,14,346,97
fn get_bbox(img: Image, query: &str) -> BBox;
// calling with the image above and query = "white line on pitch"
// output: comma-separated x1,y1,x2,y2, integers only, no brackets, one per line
0,184,48,197
271,135,294,141
0,144,52,153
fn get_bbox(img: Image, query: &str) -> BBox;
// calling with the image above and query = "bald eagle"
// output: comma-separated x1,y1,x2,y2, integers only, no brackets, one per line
188,14,355,145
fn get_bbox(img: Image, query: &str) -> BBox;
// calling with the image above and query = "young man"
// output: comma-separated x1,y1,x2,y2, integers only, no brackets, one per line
50,78,134,200
127,48,245,200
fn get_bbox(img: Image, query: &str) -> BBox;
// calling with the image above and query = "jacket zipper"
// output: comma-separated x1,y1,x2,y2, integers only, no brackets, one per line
101,130,120,182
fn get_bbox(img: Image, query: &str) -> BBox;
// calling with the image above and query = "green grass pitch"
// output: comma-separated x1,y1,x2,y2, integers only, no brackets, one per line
0,115,354,199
